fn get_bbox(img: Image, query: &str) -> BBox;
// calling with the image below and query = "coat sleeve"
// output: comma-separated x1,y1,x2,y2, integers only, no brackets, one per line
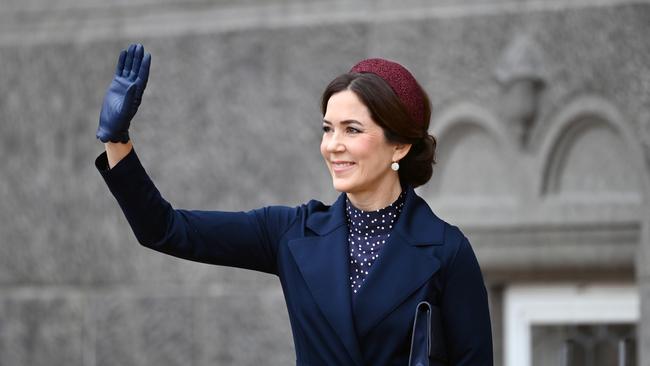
95,148,299,275
440,234,493,365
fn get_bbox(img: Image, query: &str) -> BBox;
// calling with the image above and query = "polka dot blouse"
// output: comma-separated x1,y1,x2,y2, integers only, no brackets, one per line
345,190,406,297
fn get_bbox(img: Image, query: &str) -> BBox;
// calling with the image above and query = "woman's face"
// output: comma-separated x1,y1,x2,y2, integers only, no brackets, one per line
321,89,403,196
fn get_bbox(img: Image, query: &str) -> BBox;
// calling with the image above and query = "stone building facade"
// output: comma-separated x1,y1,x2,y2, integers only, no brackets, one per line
1,0,649,365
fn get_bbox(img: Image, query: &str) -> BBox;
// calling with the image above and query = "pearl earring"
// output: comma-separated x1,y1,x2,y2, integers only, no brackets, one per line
391,162,400,171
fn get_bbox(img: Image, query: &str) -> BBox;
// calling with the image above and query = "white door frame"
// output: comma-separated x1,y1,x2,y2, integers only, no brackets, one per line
504,283,639,366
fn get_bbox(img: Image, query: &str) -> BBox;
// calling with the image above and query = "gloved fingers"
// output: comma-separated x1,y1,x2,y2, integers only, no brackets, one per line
122,44,137,78
130,44,144,81
114,50,127,77
136,52,152,91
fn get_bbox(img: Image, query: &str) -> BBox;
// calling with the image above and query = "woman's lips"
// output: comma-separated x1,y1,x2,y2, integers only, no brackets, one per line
331,161,356,173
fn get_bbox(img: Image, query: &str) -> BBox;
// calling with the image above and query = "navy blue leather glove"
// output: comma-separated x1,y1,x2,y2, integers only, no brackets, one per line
97,43,151,143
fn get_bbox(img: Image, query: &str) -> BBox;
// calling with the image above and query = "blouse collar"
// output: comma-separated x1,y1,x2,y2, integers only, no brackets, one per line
345,190,407,236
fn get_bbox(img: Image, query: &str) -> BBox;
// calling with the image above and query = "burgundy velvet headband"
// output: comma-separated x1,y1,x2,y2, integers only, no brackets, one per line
350,58,425,126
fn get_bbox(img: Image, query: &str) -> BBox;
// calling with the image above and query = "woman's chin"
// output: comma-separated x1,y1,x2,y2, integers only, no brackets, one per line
331,178,353,193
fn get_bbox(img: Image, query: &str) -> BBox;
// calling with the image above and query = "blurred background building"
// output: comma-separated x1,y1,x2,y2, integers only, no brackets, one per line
1,0,649,365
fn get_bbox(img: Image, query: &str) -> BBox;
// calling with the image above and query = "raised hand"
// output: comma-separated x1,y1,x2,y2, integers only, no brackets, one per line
97,43,151,143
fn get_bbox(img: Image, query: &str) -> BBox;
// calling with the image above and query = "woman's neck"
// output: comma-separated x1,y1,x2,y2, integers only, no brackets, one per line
346,181,403,211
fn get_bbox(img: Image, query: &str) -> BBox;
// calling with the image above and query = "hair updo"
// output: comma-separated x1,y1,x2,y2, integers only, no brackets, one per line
320,72,437,188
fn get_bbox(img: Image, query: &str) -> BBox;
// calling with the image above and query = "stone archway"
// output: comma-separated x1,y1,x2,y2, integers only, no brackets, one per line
424,96,650,365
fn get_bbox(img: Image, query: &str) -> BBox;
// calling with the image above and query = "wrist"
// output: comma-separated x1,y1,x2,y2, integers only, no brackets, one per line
104,140,134,169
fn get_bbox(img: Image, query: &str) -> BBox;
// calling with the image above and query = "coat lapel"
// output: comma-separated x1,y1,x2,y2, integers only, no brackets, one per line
352,186,445,338
287,187,446,361
288,194,364,366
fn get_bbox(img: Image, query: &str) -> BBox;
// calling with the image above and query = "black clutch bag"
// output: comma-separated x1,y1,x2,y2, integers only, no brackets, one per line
408,301,448,366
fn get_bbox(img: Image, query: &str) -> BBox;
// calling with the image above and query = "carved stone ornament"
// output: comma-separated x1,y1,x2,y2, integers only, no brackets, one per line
495,34,547,149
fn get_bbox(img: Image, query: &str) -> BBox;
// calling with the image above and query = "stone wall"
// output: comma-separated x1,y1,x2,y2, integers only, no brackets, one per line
1,1,649,365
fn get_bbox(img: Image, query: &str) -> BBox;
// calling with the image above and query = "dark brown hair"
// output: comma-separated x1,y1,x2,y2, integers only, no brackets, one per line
320,72,437,188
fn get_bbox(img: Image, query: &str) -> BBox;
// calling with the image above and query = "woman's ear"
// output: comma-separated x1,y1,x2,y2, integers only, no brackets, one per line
392,143,412,162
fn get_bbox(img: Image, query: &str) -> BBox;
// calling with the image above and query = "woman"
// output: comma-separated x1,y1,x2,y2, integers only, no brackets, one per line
95,44,493,365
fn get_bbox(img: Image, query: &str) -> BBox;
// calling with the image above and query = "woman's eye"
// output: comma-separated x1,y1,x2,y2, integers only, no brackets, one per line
347,127,361,134
322,125,332,133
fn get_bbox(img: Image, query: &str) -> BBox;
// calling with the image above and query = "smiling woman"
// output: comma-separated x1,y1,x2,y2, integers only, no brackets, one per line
321,90,410,210
320,68,436,211
95,44,493,365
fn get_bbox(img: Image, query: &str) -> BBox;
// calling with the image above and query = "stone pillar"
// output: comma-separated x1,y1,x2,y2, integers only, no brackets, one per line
639,210,650,366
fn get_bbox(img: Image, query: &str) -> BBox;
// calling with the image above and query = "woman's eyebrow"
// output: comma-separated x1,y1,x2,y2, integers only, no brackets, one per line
322,119,364,126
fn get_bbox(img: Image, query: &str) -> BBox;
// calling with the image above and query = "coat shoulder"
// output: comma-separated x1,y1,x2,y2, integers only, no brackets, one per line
303,198,331,214
257,198,338,240
442,222,467,249
421,204,469,261
411,192,466,251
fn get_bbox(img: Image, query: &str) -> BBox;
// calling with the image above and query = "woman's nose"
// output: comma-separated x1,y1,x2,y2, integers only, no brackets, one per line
326,133,345,152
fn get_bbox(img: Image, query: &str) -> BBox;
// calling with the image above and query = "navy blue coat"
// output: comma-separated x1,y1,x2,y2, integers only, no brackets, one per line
96,149,493,365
